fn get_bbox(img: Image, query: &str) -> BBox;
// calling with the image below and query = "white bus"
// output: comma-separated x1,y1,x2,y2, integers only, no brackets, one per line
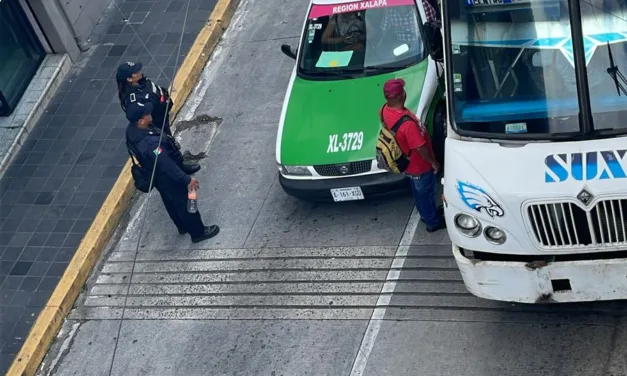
433,0,627,303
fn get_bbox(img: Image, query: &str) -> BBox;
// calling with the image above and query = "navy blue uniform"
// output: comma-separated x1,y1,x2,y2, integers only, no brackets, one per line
122,77,175,137
126,122,205,237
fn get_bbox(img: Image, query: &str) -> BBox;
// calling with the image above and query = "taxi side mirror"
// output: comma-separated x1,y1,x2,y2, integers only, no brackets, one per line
423,21,443,63
281,44,297,60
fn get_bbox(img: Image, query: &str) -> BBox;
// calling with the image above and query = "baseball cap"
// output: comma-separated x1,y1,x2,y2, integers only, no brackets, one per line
383,78,406,99
126,101,153,123
116,61,143,81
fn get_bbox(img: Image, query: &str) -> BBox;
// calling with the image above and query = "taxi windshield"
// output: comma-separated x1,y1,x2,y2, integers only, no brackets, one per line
446,0,627,139
298,0,425,78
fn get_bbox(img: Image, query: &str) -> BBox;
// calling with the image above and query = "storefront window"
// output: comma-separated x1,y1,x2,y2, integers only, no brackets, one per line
0,0,46,116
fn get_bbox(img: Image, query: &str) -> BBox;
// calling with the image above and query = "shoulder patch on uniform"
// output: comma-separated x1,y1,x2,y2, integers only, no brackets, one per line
153,147,163,156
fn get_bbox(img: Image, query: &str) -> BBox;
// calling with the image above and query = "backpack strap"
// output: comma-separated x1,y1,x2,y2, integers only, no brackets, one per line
388,114,418,158
380,105,417,133
390,114,416,133
127,131,156,169
126,139,143,168
380,106,421,156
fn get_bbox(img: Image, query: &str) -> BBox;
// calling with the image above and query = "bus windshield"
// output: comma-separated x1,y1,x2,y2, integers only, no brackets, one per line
446,0,627,138
298,0,425,79
581,0,627,133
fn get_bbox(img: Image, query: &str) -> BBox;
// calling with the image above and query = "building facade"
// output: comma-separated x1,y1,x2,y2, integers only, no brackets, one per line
0,0,109,116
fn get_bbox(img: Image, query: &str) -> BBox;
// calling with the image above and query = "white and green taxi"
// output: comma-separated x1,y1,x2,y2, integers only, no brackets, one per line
277,0,445,202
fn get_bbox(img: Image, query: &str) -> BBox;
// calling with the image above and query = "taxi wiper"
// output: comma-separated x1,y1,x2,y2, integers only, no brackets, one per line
606,42,627,96
324,70,358,78
362,65,405,72
301,69,356,79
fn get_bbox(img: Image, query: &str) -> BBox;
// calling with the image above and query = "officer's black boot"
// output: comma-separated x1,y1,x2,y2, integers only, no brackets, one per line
182,163,201,175
191,225,220,243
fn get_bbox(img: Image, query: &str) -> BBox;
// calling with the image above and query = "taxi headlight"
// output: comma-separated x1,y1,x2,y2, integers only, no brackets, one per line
484,226,506,245
280,165,312,176
454,213,481,237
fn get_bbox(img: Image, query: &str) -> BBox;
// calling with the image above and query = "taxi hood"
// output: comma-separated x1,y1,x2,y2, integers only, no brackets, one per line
278,63,427,166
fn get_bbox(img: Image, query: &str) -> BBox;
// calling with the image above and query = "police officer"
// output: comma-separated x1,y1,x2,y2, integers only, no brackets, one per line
117,61,200,175
125,101,219,243
116,61,176,139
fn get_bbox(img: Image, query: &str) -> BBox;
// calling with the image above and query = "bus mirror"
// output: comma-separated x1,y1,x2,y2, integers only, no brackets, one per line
281,44,297,60
423,21,443,63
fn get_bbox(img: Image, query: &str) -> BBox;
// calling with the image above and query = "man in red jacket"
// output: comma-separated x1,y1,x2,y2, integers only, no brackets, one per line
381,78,446,232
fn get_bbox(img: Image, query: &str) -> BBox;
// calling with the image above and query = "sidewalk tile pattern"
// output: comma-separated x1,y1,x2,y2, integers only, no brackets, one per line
0,0,216,373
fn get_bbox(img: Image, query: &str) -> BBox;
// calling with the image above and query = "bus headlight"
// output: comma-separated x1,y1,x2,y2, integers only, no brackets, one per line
280,165,312,176
454,214,481,237
484,226,506,245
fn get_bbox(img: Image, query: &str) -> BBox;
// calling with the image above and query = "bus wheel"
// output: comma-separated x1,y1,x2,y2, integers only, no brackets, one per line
432,102,446,167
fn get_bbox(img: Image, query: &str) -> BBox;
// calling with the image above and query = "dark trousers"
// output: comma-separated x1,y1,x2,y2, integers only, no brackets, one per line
155,179,205,237
408,169,440,229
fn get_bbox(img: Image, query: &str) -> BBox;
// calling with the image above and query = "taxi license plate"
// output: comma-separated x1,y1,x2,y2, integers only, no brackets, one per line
331,187,364,202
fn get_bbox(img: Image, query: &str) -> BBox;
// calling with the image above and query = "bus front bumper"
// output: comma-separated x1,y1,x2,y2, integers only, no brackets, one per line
453,245,627,304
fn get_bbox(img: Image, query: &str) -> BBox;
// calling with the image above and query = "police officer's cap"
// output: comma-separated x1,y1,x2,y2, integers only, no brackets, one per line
126,101,153,123
116,61,143,81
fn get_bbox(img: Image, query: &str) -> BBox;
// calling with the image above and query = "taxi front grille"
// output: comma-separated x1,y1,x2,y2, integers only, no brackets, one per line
527,199,627,248
313,161,372,176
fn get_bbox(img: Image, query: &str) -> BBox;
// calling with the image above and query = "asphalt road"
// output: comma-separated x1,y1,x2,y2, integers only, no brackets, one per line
39,0,627,375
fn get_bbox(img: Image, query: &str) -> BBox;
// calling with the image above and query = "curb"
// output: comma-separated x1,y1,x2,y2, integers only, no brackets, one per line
6,0,241,374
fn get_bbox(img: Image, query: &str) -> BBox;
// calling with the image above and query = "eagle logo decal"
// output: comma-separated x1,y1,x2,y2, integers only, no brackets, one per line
456,181,505,218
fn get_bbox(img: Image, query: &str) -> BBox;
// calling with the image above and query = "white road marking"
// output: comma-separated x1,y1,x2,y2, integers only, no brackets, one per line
349,208,421,376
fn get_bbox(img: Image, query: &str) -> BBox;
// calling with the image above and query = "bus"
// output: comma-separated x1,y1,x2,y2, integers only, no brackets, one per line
433,0,627,303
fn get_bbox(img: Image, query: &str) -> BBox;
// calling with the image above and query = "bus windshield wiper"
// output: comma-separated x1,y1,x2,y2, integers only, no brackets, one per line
606,41,627,96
